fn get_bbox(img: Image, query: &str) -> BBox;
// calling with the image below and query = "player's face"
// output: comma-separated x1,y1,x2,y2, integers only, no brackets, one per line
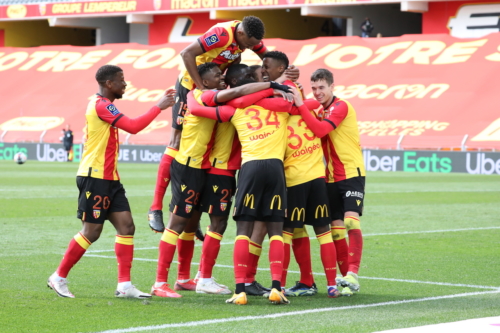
110,71,127,99
218,74,227,90
261,58,284,82
311,79,334,107
203,67,222,89
236,30,261,51
250,67,263,82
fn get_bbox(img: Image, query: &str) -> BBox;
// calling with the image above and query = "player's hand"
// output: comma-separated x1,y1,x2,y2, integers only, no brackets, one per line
291,86,304,107
156,89,176,110
270,81,291,93
273,89,294,102
284,65,300,82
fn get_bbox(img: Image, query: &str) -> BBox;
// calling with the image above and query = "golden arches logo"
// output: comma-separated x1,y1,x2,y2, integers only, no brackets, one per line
244,194,255,209
270,195,282,210
315,204,328,219
290,207,305,222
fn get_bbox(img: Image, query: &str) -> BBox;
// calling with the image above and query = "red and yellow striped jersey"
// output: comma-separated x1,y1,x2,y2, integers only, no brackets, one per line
284,113,325,187
179,20,267,90
175,89,217,169
322,97,366,182
77,94,122,180
209,122,242,172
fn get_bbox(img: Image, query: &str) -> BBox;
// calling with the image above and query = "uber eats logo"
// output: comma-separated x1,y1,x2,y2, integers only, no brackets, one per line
403,152,451,173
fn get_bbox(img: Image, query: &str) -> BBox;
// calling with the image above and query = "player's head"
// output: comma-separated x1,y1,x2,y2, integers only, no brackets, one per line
248,65,263,82
310,68,334,106
236,16,265,51
225,64,255,88
262,51,289,82
198,62,221,90
95,65,126,99
218,74,227,90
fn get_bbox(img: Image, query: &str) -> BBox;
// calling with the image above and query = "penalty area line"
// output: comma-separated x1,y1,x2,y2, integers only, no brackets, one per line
96,289,500,333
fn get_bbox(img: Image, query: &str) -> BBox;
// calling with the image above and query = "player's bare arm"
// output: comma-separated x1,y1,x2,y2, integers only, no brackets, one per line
180,42,206,89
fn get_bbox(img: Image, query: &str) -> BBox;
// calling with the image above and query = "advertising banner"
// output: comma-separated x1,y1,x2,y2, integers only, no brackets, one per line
1,33,500,149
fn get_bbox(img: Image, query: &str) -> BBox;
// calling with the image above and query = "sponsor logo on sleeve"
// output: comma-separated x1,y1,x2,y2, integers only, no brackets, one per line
106,104,120,116
204,34,220,47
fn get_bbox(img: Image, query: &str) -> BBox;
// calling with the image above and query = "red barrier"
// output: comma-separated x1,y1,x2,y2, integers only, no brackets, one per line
0,33,499,149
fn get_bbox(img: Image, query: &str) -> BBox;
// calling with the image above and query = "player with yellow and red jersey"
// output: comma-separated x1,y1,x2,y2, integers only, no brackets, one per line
296,68,366,296
148,16,268,232
48,65,175,299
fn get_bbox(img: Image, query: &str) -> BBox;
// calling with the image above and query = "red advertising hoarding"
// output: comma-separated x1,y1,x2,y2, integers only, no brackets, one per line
0,33,499,150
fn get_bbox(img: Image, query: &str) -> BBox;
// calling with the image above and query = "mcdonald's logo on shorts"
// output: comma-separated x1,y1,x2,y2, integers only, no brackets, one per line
270,195,282,210
244,194,255,209
290,207,305,222
315,204,329,219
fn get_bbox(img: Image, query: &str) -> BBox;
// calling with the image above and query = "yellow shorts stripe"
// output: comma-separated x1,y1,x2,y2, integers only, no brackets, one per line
161,228,180,245
115,235,134,246
207,231,223,241
179,232,195,241
74,232,91,250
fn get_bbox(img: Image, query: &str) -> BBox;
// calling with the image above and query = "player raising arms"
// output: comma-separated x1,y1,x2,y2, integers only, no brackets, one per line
47,65,175,298
296,68,366,296
148,16,268,232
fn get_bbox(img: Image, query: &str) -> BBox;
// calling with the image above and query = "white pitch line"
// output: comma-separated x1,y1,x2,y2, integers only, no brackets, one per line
96,289,500,333
85,226,500,254
83,254,499,290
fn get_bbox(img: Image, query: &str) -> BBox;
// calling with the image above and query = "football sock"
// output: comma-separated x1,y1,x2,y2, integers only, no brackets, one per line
156,228,179,283
117,281,132,290
269,235,284,283
176,232,195,281
56,232,91,278
246,241,262,283
115,235,134,283
281,231,293,287
345,216,363,274
234,235,250,284
151,148,177,211
235,283,245,294
332,226,349,276
292,228,314,287
200,231,222,278
316,231,337,286
271,280,281,290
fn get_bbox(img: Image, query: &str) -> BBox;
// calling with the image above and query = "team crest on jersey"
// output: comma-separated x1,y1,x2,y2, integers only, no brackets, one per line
106,104,120,116
93,209,101,219
204,34,219,47
220,202,227,211
177,116,184,125
185,204,192,214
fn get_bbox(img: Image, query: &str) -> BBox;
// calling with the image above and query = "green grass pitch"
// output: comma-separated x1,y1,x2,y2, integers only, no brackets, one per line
0,160,499,333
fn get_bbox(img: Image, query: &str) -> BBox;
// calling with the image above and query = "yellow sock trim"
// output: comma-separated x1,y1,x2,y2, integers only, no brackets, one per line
74,232,91,250
292,227,309,239
269,235,284,244
161,229,179,245
207,231,223,241
178,232,195,241
249,241,262,256
331,226,346,241
164,147,178,158
317,231,333,245
345,216,361,231
235,235,250,242
283,231,293,245
115,235,134,246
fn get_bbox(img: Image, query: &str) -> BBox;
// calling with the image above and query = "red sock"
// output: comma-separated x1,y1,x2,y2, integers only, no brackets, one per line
200,231,222,278
332,226,349,276
281,231,293,287
156,229,179,283
317,231,337,286
348,229,363,274
115,235,134,283
234,236,250,284
292,230,314,286
269,235,284,283
57,232,91,278
151,150,176,211
177,232,195,281
246,241,262,283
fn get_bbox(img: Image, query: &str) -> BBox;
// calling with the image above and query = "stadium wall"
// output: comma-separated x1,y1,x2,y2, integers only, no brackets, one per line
3,142,500,175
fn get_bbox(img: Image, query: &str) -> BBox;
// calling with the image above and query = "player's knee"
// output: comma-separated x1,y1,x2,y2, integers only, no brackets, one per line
345,216,361,231
210,216,228,234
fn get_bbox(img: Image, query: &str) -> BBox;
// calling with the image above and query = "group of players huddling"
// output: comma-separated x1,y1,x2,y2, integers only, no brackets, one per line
47,16,366,306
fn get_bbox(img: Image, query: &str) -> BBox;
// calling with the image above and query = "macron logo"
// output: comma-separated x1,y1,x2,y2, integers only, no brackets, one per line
448,4,500,38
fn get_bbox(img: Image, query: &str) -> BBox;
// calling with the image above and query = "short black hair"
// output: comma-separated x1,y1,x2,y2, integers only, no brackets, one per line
263,51,289,69
225,64,249,87
198,62,219,79
242,16,265,40
248,65,262,81
95,65,123,85
310,68,334,85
